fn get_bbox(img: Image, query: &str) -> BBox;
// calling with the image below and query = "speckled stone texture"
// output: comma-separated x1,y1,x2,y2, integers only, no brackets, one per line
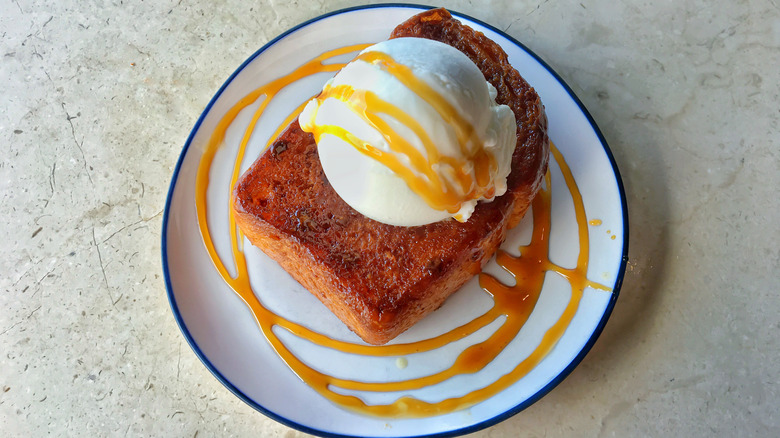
1,0,778,437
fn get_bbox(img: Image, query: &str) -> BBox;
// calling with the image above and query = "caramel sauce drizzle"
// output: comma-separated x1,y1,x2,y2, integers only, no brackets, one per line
194,44,612,418
300,50,497,220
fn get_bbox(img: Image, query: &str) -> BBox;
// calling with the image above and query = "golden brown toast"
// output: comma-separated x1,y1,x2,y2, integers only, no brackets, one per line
233,8,549,345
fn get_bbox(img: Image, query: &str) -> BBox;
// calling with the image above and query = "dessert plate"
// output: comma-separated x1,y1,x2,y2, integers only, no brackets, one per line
163,4,628,438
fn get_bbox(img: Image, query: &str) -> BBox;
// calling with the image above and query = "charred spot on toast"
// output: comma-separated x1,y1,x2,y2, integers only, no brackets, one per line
271,139,289,158
426,257,443,273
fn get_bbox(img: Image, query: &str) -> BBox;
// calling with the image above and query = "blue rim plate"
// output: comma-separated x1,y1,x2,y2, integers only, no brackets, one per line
162,4,628,437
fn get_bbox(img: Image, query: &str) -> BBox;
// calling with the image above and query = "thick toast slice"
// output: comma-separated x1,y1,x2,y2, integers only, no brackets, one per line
233,8,549,345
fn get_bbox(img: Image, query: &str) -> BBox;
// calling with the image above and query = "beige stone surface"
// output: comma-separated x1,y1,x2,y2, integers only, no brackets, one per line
1,0,778,436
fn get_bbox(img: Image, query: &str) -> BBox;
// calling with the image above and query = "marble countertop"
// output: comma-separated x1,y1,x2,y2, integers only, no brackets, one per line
2,0,778,436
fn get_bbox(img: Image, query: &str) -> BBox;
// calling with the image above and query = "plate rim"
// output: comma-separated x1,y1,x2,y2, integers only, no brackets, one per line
161,3,630,438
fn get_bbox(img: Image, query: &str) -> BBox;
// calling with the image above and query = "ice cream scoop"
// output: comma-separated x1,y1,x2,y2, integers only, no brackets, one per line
299,37,516,226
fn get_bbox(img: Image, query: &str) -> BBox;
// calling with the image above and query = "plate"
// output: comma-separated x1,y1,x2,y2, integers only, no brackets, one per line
162,4,628,438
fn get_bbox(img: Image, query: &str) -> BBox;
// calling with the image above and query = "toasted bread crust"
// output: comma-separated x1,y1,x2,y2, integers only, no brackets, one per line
233,8,548,345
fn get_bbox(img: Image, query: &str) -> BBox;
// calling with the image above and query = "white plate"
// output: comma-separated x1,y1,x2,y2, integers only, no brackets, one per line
163,5,628,438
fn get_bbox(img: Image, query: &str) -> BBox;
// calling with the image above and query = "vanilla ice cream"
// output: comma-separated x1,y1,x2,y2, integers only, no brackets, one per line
299,37,516,226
